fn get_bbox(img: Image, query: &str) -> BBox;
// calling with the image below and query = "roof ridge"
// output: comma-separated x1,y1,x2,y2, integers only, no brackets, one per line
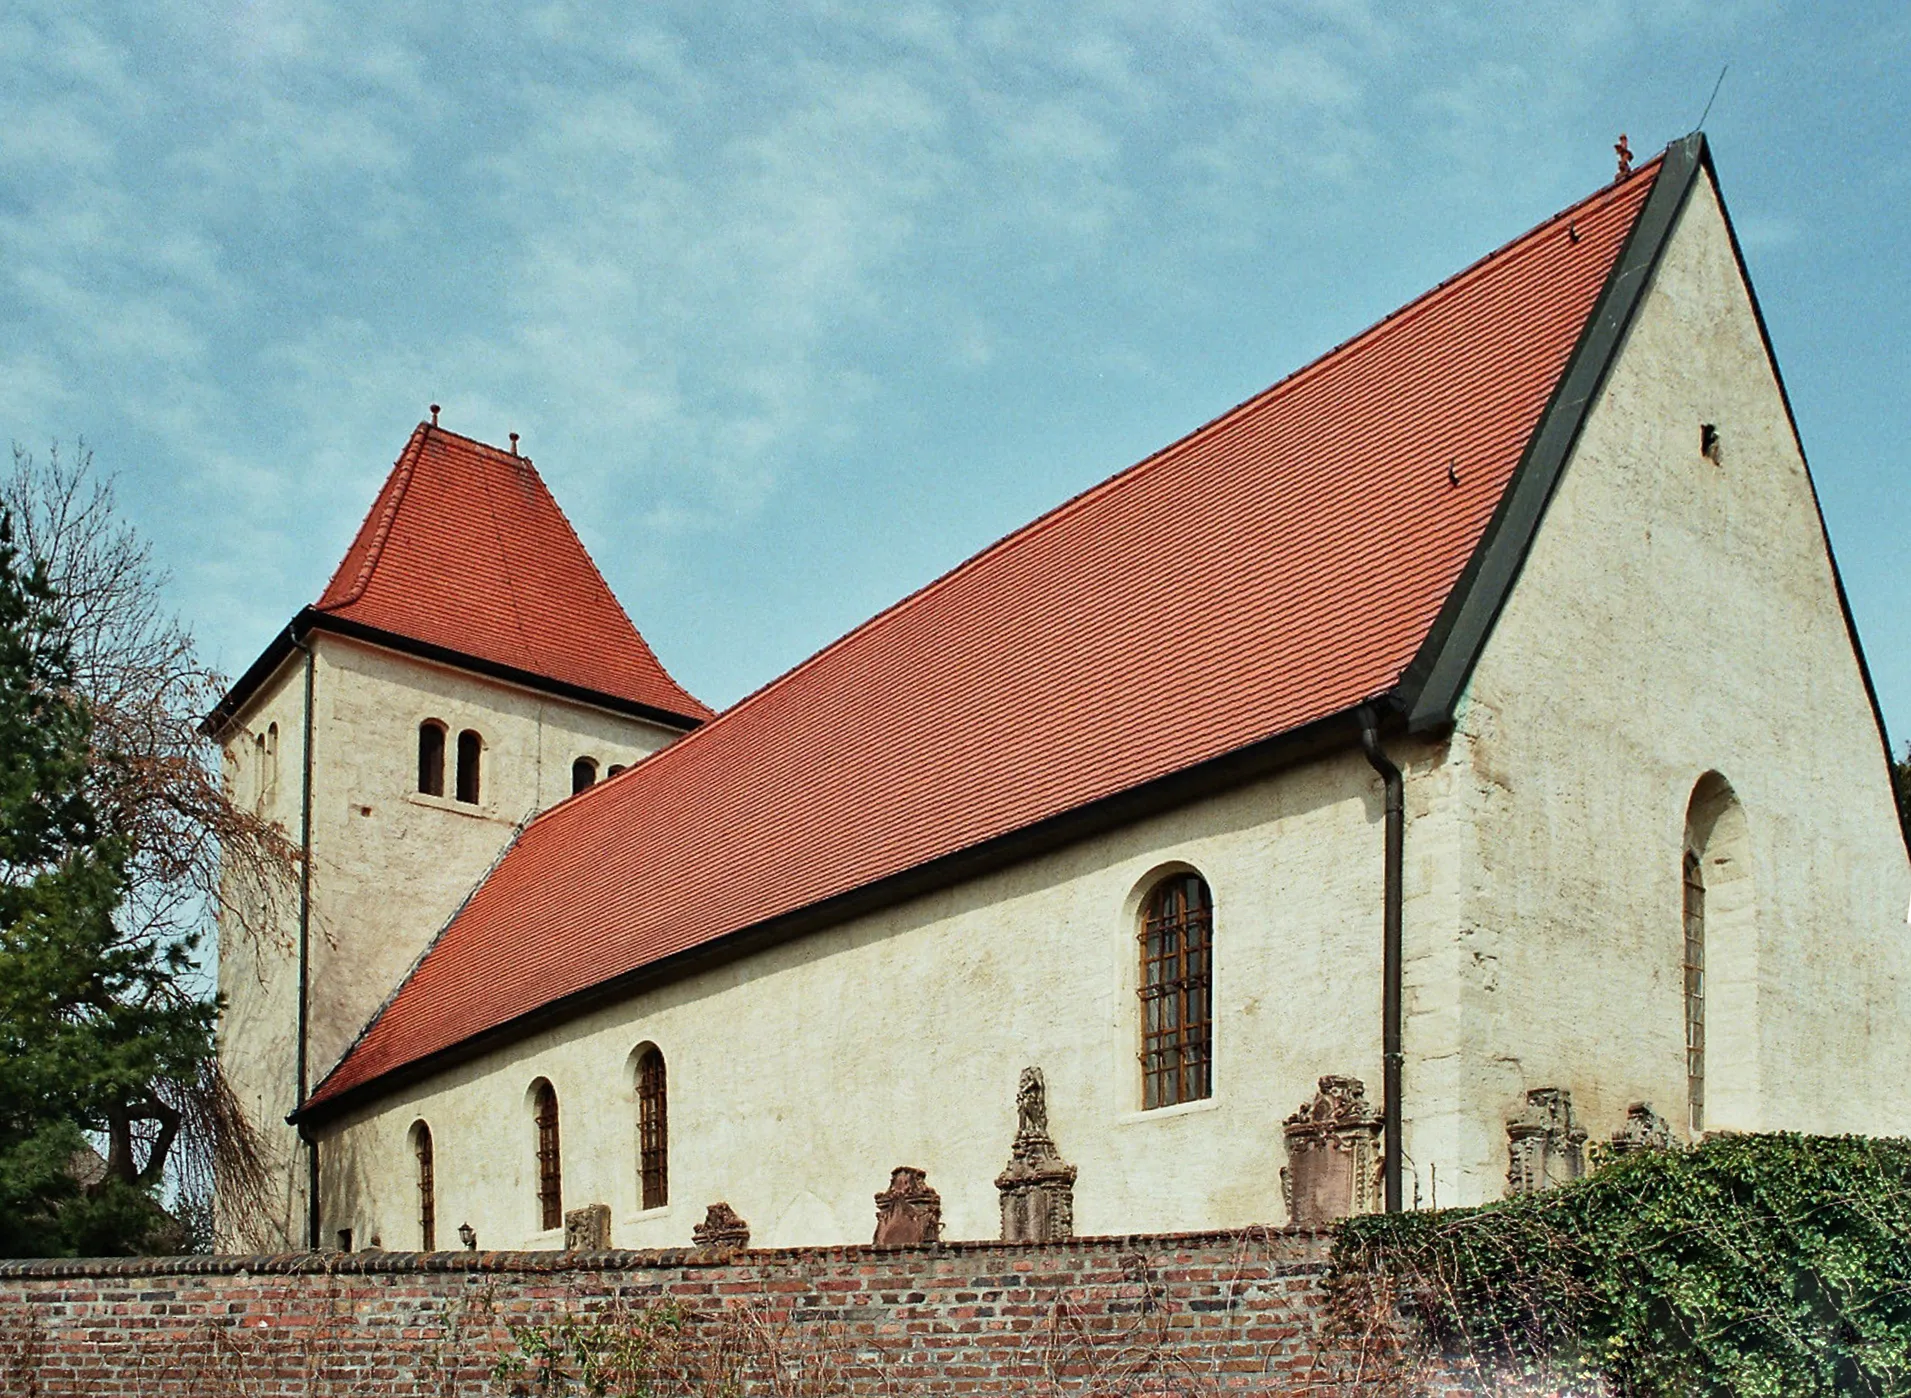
316,423,429,610
533,154,1667,805
470,437,540,670
513,453,708,719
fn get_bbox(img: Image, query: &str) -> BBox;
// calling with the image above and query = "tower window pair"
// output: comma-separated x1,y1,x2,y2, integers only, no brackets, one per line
418,721,482,804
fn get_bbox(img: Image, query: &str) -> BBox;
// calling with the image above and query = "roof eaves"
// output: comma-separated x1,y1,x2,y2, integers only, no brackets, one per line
1396,135,1705,732
293,697,1380,1124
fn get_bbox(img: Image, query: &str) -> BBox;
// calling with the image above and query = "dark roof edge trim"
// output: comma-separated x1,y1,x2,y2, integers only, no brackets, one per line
1398,134,1707,733
293,696,1398,1126
202,609,708,739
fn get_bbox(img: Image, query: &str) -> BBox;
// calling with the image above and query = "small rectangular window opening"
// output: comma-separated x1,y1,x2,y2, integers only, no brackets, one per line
1700,423,1721,463
336,1228,353,1253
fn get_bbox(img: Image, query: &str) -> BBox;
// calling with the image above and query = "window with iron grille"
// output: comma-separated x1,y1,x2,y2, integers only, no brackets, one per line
1138,872,1214,1110
636,1048,668,1210
533,1080,562,1231
1683,850,1706,1135
413,1121,436,1251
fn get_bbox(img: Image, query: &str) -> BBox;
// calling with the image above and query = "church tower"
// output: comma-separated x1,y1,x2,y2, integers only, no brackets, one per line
207,420,709,1249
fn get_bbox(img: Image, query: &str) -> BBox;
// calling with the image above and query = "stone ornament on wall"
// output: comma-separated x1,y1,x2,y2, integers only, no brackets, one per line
693,1202,751,1250
1607,1101,1674,1156
563,1203,612,1251
1280,1075,1383,1226
1505,1088,1589,1195
995,1066,1078,1242
873,1167,942,1246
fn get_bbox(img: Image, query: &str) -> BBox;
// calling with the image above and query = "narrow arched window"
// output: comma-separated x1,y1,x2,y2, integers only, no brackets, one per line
253,731,268,809
412,1120,436,1251
606,764,626,778
1138,872,1214,1109
1682,848,1706,1134
572,757,598,794
263,723,280,807
456,729,483,804
636,1047,668,1210
418,721,447,796
533,1080,562,1231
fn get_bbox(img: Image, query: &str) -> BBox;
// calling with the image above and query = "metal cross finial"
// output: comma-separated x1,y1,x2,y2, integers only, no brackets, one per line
1615,133,1633,181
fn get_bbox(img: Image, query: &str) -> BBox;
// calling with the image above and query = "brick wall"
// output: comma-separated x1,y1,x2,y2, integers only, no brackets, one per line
0,1228,1403,1396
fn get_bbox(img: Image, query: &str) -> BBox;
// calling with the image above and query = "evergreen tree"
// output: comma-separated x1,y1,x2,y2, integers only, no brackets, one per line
0,511,214,1255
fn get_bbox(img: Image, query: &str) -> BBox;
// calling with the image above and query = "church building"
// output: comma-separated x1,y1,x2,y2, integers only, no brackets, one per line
211,134,1911,1254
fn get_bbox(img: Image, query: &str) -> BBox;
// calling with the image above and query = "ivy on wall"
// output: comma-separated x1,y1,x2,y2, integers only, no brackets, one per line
1331,1134,1911,1397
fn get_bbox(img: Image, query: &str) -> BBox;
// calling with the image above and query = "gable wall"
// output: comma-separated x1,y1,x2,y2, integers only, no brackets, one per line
1406,168,1911,1206
311,748,1391,1253
216,635,686,1248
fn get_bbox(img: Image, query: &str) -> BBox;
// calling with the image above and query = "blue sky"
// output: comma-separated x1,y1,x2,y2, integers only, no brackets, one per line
3,2,1906,748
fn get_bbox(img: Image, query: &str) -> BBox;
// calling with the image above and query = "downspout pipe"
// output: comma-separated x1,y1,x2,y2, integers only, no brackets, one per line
1357,705,1405,1214
291,627,319,1250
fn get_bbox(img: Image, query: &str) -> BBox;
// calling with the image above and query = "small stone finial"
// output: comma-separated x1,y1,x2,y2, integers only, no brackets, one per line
873,1166,942,1247
1281,1075,1384,1226
1614,133,1633,181
429,403,440,426
996,1067,1077,1243
457,1221,477,1251
1506,1088,1589,1196
563,1203,612,1251
692,1202,751,1251
509,431,520,456
1608,1101,1674,1157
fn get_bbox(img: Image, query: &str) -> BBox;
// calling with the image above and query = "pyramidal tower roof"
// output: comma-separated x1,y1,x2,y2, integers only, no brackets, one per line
209,423,710,733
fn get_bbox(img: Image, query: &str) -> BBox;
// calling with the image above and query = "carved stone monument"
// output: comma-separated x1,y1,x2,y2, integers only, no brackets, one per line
873,1166,942,1246
995,1067,1078,1242
1505,1088,1588,1195
1607,1101,1674,1156
692,1202,751,1250
563,1203,612,1251
1280,1075,1383,1226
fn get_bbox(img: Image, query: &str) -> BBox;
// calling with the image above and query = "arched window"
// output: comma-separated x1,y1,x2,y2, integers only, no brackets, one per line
636,1047,668,1210
532,1080,562,1231
606,764,627,778
252,731,267,809
1683,772,1753,1139
263,723,280,807
572,756,598,794
1682,849,1706,1134
456,729,483,804
412,1120,436,1251
418,721,447,797
1138,872,1214,1109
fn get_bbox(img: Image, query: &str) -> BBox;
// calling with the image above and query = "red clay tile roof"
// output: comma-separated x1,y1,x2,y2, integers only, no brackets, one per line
311,427,710,724
308,157,1664,1110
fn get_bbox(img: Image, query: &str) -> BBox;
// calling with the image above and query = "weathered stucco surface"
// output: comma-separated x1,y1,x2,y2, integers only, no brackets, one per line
316,749,1390,1252
217,634,684,1247
1406,168,1911,1206
279,164,1908,1252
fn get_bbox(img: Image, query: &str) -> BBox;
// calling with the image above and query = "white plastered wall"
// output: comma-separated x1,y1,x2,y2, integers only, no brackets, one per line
217,633,687,1248
1404,167,1911,1207
313,749,1393,1253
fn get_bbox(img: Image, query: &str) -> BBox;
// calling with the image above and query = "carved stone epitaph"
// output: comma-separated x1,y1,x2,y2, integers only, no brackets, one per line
1280,1075,1383,1226
1607,1101,1674,1156
562,1203,612,1251
873,1167,942,1246
995,1067,1078,1242
692,1202,751,1250
1505,1088,1589,1195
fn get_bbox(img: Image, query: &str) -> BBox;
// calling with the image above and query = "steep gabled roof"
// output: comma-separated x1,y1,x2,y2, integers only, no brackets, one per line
305,144,1681,1117
208,426,710,733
